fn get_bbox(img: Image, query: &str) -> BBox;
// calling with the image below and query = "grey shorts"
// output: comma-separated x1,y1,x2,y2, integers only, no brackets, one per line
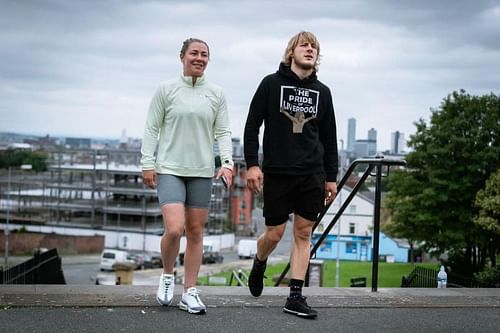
157,174,213,209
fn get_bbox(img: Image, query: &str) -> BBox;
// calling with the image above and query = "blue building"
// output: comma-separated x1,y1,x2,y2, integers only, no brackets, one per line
313,187,410,263
312,232,409,263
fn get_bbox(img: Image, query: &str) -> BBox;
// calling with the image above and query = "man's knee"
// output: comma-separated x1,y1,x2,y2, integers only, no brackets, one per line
264,224,286,243
293,217,313,242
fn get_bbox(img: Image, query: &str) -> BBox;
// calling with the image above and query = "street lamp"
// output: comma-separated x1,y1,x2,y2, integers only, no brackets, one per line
4,164,32,267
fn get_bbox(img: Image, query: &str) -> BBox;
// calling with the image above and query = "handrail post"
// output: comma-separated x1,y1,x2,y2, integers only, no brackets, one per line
371,162,382,292
272,157,406,287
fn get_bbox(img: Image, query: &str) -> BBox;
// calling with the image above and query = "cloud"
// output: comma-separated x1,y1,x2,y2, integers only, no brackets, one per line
1,0,499,150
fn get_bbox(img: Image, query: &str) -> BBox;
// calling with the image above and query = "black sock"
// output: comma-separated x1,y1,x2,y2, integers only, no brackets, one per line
255,255,267,266
289,279,304,298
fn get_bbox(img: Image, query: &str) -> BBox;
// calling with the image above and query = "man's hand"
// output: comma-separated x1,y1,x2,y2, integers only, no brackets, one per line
246,166,263,194
142,170,157,189
325,181,337,204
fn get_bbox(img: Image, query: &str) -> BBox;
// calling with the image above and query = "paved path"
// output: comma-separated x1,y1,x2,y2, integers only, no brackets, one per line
1,286,499,332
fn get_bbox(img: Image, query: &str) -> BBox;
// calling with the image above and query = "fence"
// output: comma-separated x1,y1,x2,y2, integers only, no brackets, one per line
401,266,497,288
0,248,66,284
228,269,248,286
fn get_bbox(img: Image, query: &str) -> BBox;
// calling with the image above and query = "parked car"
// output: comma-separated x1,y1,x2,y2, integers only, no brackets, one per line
178,244,223,265
202,244,224,264
237,239,257,259
127,252,164,270
99,249,137,271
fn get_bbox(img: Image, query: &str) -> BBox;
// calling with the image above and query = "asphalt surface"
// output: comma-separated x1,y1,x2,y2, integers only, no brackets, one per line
1,286,499,333
2,307,499,333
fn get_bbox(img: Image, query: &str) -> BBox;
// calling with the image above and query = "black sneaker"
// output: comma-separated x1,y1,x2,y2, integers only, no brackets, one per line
283,296,318,319
248,256,266,297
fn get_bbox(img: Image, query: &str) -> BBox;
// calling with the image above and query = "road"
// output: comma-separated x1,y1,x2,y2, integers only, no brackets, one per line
62,262,100,284
61,207,294,285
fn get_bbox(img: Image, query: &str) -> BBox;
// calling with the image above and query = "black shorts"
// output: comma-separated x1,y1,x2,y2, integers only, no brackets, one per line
263,173,326,226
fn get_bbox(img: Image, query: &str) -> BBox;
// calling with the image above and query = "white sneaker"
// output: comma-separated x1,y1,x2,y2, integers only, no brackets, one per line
178,287,206,314
156,273,174,306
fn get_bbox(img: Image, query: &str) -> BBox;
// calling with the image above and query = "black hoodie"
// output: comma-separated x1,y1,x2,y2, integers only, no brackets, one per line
244,63,338,182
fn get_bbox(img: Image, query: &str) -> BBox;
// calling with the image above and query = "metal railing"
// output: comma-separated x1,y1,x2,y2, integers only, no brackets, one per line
401,266,499,288
228,269,249,286
274,157,406,292
1,248,66,284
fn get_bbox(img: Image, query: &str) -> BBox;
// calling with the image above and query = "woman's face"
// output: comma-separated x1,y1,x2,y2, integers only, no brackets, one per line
181,42,209,77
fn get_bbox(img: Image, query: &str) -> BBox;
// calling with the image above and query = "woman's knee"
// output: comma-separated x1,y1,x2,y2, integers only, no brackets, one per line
184,225,204,243
163,226,183,240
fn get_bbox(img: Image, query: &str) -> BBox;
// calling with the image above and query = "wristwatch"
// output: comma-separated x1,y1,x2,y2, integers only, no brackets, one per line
222,159,234,170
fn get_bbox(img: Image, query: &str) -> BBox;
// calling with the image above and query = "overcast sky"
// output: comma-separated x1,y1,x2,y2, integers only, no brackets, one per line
1,0,499,150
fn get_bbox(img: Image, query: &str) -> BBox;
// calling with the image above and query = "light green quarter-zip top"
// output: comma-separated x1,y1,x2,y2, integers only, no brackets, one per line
140,75,233,177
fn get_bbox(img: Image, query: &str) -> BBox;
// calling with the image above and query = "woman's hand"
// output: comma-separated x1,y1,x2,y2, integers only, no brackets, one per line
216,167,233,189
142,170,157,189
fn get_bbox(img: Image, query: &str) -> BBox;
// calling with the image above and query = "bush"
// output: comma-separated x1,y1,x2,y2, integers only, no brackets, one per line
474,266,500,287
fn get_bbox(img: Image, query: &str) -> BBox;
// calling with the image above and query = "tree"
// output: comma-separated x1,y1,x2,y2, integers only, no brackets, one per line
474,168,500,267
0,149,48,172
384,90,499,275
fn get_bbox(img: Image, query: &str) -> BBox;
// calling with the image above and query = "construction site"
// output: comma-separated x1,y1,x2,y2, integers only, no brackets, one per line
0,148,255,239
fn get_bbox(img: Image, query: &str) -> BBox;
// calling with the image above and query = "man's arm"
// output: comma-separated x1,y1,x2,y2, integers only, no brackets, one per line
244,79,268,168
319,88,339,182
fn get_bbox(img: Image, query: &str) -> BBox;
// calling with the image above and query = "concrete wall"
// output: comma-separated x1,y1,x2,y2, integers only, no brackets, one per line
1,223,235,254
0,230,105,255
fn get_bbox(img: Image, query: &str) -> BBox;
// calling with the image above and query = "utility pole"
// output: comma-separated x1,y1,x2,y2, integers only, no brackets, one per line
4,167,12,267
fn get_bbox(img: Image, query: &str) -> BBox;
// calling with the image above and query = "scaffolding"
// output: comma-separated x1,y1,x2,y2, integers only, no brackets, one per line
0,148,247,235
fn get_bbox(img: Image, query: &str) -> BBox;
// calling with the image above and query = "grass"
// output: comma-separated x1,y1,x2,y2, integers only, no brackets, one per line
198,260,439,287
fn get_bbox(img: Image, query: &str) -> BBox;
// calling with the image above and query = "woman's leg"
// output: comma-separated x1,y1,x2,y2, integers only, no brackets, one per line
182,207,209,288
160,203,185,274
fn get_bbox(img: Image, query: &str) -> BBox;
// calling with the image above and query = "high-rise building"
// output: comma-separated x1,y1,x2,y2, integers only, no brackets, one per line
232,138,243,157
368,128,377,141
391,131,406,154
367,128,377,154
347,118,356,152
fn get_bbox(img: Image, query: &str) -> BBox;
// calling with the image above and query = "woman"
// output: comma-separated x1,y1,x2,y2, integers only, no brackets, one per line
141,38,233,314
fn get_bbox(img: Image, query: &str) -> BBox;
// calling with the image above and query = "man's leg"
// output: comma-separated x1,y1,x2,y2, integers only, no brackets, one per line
289,214,313,281
283,214,318,318
248,223,286,297
256,224,286,261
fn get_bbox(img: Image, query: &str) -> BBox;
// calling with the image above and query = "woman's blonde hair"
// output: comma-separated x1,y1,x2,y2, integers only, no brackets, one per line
282,31,321,72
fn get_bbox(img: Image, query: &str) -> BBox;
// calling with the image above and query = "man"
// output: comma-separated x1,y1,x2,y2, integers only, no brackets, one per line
243,31,338,319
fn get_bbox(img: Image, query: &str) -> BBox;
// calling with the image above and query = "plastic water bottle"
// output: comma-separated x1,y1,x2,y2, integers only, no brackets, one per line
437,265,447,288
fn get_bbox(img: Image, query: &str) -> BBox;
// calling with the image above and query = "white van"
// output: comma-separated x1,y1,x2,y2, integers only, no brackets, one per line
238,239,257,259
99,249,135,271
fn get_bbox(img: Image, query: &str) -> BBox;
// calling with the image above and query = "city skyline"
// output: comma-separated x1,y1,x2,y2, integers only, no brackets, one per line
0,120,402,155
2,1,500,151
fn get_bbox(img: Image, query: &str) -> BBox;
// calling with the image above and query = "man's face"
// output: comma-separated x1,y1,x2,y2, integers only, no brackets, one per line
291,39,318,70
181,42,209,77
